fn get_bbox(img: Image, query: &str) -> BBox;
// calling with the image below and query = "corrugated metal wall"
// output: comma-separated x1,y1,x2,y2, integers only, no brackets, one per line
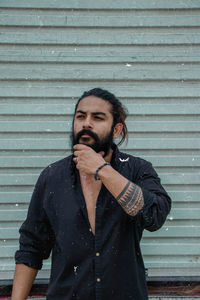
0,0,200,281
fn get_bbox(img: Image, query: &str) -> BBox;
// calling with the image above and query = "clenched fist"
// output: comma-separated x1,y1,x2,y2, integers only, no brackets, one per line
73,144,105,175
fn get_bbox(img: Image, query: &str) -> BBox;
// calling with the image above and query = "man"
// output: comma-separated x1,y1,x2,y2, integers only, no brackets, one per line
12,88,171,300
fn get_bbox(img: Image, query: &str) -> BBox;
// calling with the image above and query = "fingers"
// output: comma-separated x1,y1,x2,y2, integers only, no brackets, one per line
73,144,90,151
73,144,104,157
73,144,94,158
73,150,82,157
73,150,103,158
72,145,106,174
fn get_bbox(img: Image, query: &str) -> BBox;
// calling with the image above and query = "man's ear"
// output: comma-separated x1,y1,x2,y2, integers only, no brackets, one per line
113,123,123,139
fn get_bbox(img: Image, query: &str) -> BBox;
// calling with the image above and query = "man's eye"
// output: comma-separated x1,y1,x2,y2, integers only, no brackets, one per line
76,115,84,119
95,116,103,120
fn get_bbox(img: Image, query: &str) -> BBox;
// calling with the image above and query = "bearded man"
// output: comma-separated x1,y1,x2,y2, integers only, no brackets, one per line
12,88,171,300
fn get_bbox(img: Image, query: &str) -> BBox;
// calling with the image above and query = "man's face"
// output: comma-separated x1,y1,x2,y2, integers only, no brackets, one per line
72,96,115,156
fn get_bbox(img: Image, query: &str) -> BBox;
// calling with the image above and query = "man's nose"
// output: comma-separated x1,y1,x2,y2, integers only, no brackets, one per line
82,116,92,129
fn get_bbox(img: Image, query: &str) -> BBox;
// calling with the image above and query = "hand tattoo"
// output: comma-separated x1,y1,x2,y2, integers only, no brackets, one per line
116,181,144,216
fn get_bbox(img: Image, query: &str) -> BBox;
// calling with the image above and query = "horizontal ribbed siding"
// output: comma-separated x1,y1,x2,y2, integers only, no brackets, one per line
0,1,200,280
1,0,200,9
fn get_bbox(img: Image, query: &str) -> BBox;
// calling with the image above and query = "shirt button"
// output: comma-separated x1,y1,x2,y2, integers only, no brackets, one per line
89,228,92,232
97,278,101,282
96,252,100,256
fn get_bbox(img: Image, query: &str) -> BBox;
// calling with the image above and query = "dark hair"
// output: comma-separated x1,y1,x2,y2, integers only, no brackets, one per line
74,88,128,145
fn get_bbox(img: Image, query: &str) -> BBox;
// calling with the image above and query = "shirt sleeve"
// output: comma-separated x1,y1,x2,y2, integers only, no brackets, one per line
15,169,55,270
135,160,171,232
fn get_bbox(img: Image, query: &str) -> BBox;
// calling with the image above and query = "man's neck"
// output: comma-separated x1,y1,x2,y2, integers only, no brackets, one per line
104,148,113,163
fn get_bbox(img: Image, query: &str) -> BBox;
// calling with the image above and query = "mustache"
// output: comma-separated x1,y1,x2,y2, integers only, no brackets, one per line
75,129,99,143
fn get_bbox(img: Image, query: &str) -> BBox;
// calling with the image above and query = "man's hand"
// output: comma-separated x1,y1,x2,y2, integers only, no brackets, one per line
73,144,105,175
73,144,144,218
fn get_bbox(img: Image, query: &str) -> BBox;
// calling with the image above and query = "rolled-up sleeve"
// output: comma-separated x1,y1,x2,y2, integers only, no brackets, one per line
15,169,55,270
135,160,171,232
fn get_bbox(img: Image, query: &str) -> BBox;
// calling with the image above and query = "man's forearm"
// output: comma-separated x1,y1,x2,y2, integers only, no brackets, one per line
11,263,38,300
98,165,144,216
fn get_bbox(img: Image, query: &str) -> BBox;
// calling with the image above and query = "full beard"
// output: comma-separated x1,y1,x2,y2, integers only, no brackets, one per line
71,127,114,157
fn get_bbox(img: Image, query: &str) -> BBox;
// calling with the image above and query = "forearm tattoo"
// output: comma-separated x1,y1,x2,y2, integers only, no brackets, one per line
116,181,144,216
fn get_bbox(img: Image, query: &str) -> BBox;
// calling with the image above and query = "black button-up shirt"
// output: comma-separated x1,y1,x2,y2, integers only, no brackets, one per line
15,146,171,300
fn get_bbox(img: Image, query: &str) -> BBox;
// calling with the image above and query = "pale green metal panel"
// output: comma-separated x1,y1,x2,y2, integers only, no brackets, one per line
1,63,200,80
1,28,200,45
0,1,200,280
1,0,200,9
0,45,200,63
0,82,200,97
1,10,200,27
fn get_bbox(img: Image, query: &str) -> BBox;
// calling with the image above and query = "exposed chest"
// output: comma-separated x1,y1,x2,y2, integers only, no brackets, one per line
80,175,102,234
